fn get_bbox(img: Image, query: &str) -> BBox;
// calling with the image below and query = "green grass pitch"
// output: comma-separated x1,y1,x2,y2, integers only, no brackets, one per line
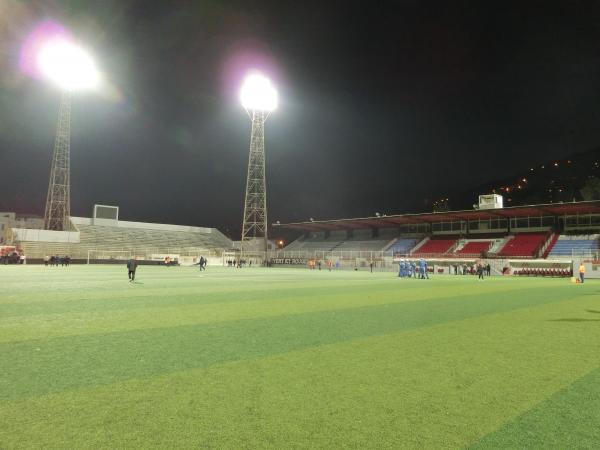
1,265,599,449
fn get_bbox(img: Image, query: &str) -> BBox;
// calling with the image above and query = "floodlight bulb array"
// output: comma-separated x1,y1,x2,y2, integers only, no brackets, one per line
37,38,100,91
240,73,278,112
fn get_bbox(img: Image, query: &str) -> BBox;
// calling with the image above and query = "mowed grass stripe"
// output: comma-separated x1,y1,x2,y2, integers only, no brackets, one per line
0,279,554,344
470,366,600,449
1,293,599,449
0,280,588,401
1,266,381,304
0,266,556,307
1,279,489,317
0,268,369,305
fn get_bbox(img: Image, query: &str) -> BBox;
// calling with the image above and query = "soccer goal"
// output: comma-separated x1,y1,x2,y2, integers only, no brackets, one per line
87,250,132,264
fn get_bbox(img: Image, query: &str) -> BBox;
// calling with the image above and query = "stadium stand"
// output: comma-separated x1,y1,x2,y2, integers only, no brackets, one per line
456,240,492,256
411,238,456,256
282,235,342,252
17,217,232,259
283,228,400,253
77,223,230,250
497,232,548,258
547,234,600,258
388,238,418,255
334,239,391,251
540,233,560,258
284,236,393,253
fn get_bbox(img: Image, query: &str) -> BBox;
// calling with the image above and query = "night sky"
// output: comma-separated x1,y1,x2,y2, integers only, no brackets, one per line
2,1,600,239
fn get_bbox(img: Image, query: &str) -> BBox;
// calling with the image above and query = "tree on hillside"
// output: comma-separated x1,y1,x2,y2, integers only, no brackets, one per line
580,177,600,200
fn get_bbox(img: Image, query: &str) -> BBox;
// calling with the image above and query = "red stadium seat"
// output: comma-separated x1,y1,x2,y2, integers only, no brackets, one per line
498,233,548,258
413,238,456,257
457,241,492,255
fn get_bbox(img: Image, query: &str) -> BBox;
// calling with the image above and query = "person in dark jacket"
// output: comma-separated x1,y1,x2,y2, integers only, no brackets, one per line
127,258,138,282
477,264,484,280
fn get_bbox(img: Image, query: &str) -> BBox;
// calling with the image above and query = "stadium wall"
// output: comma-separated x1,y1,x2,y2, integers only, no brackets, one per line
12,228,80,243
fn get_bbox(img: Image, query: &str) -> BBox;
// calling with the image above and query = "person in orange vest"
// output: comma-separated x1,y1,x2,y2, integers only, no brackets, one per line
579,262,585,283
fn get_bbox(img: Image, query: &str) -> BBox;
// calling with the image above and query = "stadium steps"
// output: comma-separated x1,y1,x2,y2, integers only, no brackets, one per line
329,241,345,251
455,240,492,256
488,238,509,254
410,237,430,255
541,233,559,259
19,223,231,259
382,237,398,252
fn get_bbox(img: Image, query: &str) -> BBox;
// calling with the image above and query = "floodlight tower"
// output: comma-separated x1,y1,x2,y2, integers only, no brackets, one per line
44,90,71,231
37,38,99,230
239,73,278,257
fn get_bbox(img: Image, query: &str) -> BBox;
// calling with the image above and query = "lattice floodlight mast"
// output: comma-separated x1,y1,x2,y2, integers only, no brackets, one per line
241,110,268,254
239,73,277,257
44,91,71,231
37,37,100,231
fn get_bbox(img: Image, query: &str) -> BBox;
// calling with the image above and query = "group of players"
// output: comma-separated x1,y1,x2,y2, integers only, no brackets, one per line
44,255,70,266
398,259,429,279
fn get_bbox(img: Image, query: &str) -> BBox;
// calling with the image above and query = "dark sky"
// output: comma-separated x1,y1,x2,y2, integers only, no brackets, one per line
2,1,600,238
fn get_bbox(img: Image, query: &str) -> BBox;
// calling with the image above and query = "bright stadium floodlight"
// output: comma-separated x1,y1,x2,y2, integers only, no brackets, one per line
239,71,277,259
37,38,100,91
37,37,100,231
239,72,278,112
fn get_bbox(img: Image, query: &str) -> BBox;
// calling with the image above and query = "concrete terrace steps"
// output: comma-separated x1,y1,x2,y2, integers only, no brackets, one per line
18,222,231,259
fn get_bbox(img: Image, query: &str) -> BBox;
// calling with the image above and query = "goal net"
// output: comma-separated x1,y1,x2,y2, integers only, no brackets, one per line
87,249,132,264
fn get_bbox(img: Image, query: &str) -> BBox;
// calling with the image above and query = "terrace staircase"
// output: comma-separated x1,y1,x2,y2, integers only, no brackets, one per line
410,237,429,255
382,238,398,252
540,232,559,259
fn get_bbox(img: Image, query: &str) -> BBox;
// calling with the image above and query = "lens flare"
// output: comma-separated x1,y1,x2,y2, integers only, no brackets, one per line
37,38,100,91
20,20,99,91
240,72,278,111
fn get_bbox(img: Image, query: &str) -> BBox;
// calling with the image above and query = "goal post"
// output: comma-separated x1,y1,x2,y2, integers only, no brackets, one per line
87,249,132,264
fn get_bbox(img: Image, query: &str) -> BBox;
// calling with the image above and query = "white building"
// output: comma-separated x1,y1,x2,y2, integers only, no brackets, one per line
0,212,44,243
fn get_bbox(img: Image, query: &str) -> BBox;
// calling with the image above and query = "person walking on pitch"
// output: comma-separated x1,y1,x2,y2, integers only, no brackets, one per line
579,262,585,283
127,257,138,282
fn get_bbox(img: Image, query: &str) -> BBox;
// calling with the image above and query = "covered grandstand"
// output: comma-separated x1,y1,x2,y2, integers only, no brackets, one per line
273,200,600,275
